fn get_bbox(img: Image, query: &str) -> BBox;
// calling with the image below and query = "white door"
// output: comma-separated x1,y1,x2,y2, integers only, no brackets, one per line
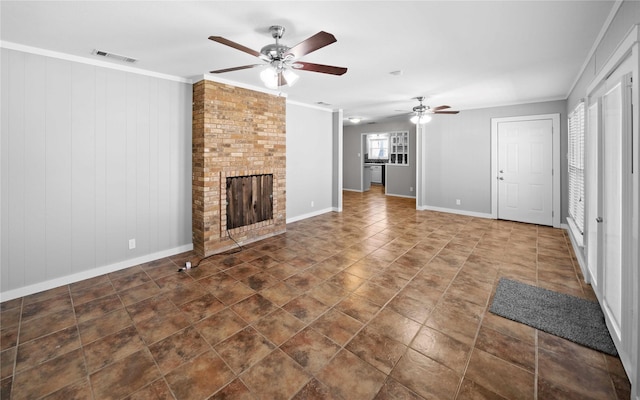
600,74,631,341
497,119,554,225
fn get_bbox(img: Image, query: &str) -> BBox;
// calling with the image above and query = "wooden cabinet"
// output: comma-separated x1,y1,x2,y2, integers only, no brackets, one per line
389,131,409,165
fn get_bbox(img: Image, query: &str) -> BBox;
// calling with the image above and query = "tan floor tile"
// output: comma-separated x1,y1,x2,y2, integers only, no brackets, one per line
252,308,305,346
12,348,87,400
475,325,535,372
178,293,225,323
230,293,277,324
134,308,190,345
480,311,536,345
90,349,160,400
148,326,211,374
259,281,301,306
126,379,175,400
164,351,234,400
16,326,81,374
456,378,507,400
125,294,177,324
0,347,16,380
346,326,406,375
214,326,275,374
465,348,534,400
194,308,247,346
334,293,381,323
317,349,386,400
241,270,280,291
210,379,255,399
283,294,330,324
310,308,362,346
291,378,335,400
281,327,341,374
410,326,471,374
83,325,145,373
77,308,133,345
367,308,421,346
21,293,73,323
538,347,617,399
19,308,76,344
390,348,460,400
308,281,350,307
241,349,311,400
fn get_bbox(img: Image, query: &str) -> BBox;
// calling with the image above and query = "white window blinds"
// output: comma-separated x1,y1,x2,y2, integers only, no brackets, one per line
568,102,585,234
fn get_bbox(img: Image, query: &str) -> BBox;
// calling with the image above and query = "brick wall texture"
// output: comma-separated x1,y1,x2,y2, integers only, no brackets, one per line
192,79,286,256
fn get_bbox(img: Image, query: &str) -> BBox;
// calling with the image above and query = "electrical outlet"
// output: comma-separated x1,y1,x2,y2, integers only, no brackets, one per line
128,238,136,250
456,199,461,205
410,187,413,192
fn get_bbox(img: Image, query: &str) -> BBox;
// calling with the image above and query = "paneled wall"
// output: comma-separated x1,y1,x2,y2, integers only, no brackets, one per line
1,48,192,297
286,102,335,221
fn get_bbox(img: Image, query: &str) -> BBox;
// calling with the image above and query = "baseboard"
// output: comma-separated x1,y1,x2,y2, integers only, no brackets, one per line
384,193,416,199
0,244,193,302
342,188,362,193
286,207,333,224
417,205,494,219
564,222,589,283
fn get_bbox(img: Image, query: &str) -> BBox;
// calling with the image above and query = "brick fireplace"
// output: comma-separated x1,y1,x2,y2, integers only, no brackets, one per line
192,79,286,257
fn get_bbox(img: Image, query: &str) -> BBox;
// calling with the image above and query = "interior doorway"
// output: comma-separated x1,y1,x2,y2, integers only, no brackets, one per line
491,114,560,227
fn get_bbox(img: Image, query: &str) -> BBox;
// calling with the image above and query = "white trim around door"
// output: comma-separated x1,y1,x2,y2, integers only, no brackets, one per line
490,113,561,228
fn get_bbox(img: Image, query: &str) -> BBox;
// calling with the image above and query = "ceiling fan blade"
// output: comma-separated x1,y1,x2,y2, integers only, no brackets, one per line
208,36,266,60
209,64,263,74
285,31,337,59
431,105,451,111
433,110,460,114
291,61,347,75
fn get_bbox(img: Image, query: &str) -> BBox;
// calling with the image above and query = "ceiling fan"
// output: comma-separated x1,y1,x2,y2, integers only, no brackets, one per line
208,25,347,89
410,96,459,124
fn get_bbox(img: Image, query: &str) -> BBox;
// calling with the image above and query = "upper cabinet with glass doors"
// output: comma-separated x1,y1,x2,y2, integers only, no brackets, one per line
389,131,409,165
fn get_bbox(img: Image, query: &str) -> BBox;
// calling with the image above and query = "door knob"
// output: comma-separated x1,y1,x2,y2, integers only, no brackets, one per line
596,217,603,223
498,177,504,180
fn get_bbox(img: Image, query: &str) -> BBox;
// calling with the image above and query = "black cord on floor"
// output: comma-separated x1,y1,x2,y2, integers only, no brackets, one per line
177,229,243,272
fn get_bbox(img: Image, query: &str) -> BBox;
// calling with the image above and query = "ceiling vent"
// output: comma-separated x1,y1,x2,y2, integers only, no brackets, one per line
92,49,137,64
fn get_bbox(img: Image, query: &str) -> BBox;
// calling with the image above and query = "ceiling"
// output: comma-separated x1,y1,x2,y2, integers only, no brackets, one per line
0,1,617,123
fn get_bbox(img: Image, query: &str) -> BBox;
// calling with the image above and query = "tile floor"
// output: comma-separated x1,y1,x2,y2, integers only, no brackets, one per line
0,185,632,399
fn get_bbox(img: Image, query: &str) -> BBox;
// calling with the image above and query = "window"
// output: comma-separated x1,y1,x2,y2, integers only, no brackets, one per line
367,135,389,160
568,102,585,235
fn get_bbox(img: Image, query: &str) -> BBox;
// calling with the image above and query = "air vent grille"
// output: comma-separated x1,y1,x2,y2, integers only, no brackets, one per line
92,49,137,64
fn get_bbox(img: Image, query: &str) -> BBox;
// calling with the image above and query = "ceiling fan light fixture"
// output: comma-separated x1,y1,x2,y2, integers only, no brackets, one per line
411,114,432,124
260,67,279,89
282,68,299,87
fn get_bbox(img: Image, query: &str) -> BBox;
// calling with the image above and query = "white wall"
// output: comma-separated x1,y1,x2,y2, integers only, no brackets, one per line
1,48,192,300
285,101,335,222
419,101,567,217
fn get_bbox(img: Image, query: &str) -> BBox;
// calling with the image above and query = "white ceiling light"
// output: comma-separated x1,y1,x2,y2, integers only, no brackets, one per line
410,114,432,124
348,117,361,123
260,65,299,89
